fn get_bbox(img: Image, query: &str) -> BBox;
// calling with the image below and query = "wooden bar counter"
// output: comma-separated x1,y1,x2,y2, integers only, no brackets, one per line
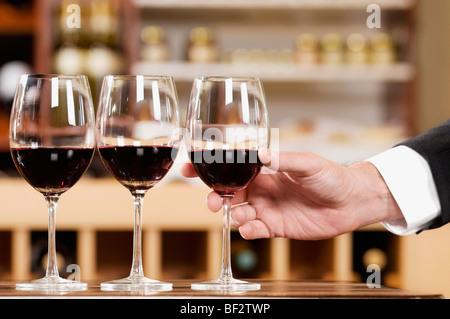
0,280,442,299
0,280,443,318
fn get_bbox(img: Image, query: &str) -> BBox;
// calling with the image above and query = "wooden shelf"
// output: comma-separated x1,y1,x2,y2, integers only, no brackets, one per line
133,0,416,10
1,178,450,297
0,178,383,283
132,61,416,83
0,178,214,230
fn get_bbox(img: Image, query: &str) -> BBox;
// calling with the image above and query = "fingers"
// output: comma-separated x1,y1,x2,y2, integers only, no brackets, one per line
207,195,270,239
239,220,271,239
206,189,248,212
230,204,271,239
231,204,256,227
206,191,222,212
259,149,328,177
180,162,197,178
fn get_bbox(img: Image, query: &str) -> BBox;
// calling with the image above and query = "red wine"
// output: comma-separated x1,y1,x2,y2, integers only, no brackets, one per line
98,145,178,191
190,149,261,196
11,147,94,195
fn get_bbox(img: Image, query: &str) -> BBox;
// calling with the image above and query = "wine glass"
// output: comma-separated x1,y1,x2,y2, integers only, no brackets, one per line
185,77,269,291
96,75,181,292
10,74,95,292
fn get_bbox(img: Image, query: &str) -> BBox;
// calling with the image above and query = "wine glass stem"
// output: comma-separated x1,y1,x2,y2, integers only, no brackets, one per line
219,196,233,281
45,194,60,278
130,191,146,277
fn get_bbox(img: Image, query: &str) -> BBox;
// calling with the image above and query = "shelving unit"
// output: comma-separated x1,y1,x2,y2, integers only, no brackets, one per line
133,0,416,10
0,177,360,282
132,0,417,164
1,177,450,296
133,61,415,83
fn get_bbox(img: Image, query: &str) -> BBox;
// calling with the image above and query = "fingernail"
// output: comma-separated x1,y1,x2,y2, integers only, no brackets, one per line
231,214,240,227
258,148,271,165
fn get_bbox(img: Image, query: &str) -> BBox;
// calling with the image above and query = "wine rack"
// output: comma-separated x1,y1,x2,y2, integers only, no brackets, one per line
96,231,133,280
0,178,356,282
289,238,336,280
1,177,450,296
352,231,400,287
0,231,11,279
161,231,208,280
30,230,78,278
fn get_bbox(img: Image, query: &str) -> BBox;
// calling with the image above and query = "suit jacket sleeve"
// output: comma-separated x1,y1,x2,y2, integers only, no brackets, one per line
398,119,450,230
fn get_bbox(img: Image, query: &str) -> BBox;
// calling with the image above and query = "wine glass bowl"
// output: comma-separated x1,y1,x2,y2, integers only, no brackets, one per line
186,76,269,291
10,74,95,292
96,75,180,291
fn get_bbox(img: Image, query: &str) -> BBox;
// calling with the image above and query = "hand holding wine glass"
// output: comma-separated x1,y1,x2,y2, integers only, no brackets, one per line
10,74,95,292
185,77,269,291
96,75,180,291
182,151,402,241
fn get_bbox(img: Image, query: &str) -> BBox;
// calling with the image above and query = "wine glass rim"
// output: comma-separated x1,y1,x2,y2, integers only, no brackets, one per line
22,74,89,80
195,76,261,82
104,74,174,80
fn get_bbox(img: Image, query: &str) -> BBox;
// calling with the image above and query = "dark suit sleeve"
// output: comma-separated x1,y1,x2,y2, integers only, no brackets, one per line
398,119,450,230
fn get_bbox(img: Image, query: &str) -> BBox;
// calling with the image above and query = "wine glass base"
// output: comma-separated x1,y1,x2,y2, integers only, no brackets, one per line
16,276,88,292
100,275,172,292
191,277,261,292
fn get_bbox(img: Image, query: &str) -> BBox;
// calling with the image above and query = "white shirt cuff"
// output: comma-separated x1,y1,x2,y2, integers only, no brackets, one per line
366,145,441,235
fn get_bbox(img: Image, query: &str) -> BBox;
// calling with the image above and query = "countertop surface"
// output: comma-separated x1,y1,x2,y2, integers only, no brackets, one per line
0,279,442,299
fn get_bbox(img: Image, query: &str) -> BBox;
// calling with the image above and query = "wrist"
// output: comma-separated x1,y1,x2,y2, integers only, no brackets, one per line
349,161,403,228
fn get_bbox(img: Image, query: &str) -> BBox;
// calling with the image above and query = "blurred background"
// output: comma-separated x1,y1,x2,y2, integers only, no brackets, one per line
0,0,449,297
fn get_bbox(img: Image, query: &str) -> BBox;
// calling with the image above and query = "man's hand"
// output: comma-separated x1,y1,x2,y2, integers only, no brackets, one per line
181,151,402,240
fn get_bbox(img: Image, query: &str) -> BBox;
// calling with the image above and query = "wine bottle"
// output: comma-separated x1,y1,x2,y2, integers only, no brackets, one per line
140,25,170,62
370,33,396,65
187,27,219,63
53,0,86,75
86,0,123,79
320,33,344,65
294,33,319,65
345,33,369,65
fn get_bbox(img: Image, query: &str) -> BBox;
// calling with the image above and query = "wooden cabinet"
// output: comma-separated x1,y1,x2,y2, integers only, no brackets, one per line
1,177,450,297
0,178,410,284
0,178,354,282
